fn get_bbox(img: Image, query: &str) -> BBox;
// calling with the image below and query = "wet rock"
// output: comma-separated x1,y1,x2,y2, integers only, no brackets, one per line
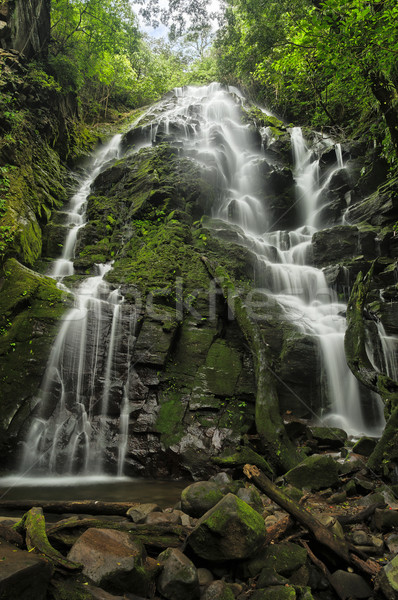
329,570,373,599
188,493,266,561
67,528,149,595
0,523,23,546
157,547,200,600
251,586,296,599
308,426,347,449
312,225,377,268
181,481,224,518
352,436,377,456
0,540,53,600
133,320,178,367
284,454,340,491
201,580,235,600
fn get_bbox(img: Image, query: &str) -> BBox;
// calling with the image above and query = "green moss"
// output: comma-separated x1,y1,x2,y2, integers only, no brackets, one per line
155,393,186,447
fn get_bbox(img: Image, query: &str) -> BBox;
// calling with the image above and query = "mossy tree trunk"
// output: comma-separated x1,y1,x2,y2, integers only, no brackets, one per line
344,262,398,472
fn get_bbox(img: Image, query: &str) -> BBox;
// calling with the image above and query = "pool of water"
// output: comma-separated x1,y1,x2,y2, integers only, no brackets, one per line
0,475,189,508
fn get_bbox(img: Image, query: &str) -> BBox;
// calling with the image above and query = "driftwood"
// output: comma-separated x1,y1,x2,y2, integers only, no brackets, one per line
0,500,139,515
47,516,189,549
244,464,382,578
264,514,292,545
13,507,82,571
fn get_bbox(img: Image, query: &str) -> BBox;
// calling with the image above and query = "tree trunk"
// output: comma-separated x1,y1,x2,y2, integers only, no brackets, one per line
8,0,51,59
368,70,398,159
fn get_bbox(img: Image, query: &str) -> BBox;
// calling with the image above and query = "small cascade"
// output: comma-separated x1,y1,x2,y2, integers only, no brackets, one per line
20,135,137,477
366,320,398,382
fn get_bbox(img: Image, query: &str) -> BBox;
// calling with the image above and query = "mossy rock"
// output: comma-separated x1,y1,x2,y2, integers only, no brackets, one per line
284,454,340,491
0,258,70,449
188,493,266,561
181,481,225,518
250,587,296,600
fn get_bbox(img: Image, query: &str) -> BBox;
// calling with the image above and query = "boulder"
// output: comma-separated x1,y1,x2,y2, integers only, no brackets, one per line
157,548,200,600
188,493,266,561
181,481,225,518
0,540,53,600
352,436,377,456
308,426,347,449
67,528,149,595
284,454,340,490
329,570,373,599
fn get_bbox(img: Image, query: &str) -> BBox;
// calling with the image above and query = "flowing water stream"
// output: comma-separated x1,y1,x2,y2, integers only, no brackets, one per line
9,83,395,487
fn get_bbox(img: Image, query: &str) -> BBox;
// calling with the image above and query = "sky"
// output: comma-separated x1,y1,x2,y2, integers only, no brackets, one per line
130,0,222,39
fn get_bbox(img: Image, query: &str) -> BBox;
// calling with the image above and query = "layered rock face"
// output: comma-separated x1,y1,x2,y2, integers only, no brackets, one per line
0,0,50,58
2,84,398,478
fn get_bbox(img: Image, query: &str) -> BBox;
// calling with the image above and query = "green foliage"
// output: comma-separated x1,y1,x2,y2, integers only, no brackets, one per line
215,0,398,165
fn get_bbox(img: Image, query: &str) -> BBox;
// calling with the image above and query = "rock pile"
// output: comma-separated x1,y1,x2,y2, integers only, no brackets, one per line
0,435,398,600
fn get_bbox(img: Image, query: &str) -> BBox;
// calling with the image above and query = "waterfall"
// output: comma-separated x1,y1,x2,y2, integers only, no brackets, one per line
17,85,388,480
20,135,136,477
147,84,385,436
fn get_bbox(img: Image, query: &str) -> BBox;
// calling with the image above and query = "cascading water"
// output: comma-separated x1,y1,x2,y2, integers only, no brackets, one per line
16,84,390,483
140,83,385,436
19,135,137,477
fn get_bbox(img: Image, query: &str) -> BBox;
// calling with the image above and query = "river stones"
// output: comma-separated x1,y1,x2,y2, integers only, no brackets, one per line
284,454,340,491
67,528,150,595
157,547,200,600
188,493,266,561
201,580,236,600
181,481,224,518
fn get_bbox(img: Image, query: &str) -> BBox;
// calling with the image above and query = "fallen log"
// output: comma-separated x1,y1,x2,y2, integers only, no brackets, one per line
0,500,139,515
244,464,382,577
13,507,82,571
47,516,189,550
336,502,386,525
243,464,351,562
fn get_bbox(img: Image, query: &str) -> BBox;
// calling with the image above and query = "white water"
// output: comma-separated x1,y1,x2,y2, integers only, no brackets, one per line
146,84,385,436
19,135,137,477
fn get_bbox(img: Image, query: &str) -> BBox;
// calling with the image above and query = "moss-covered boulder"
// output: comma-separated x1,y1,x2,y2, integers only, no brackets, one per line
188,493,266,561
201,580,236,600
308,426,348,449
284,454,340,491
181,481,225,518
